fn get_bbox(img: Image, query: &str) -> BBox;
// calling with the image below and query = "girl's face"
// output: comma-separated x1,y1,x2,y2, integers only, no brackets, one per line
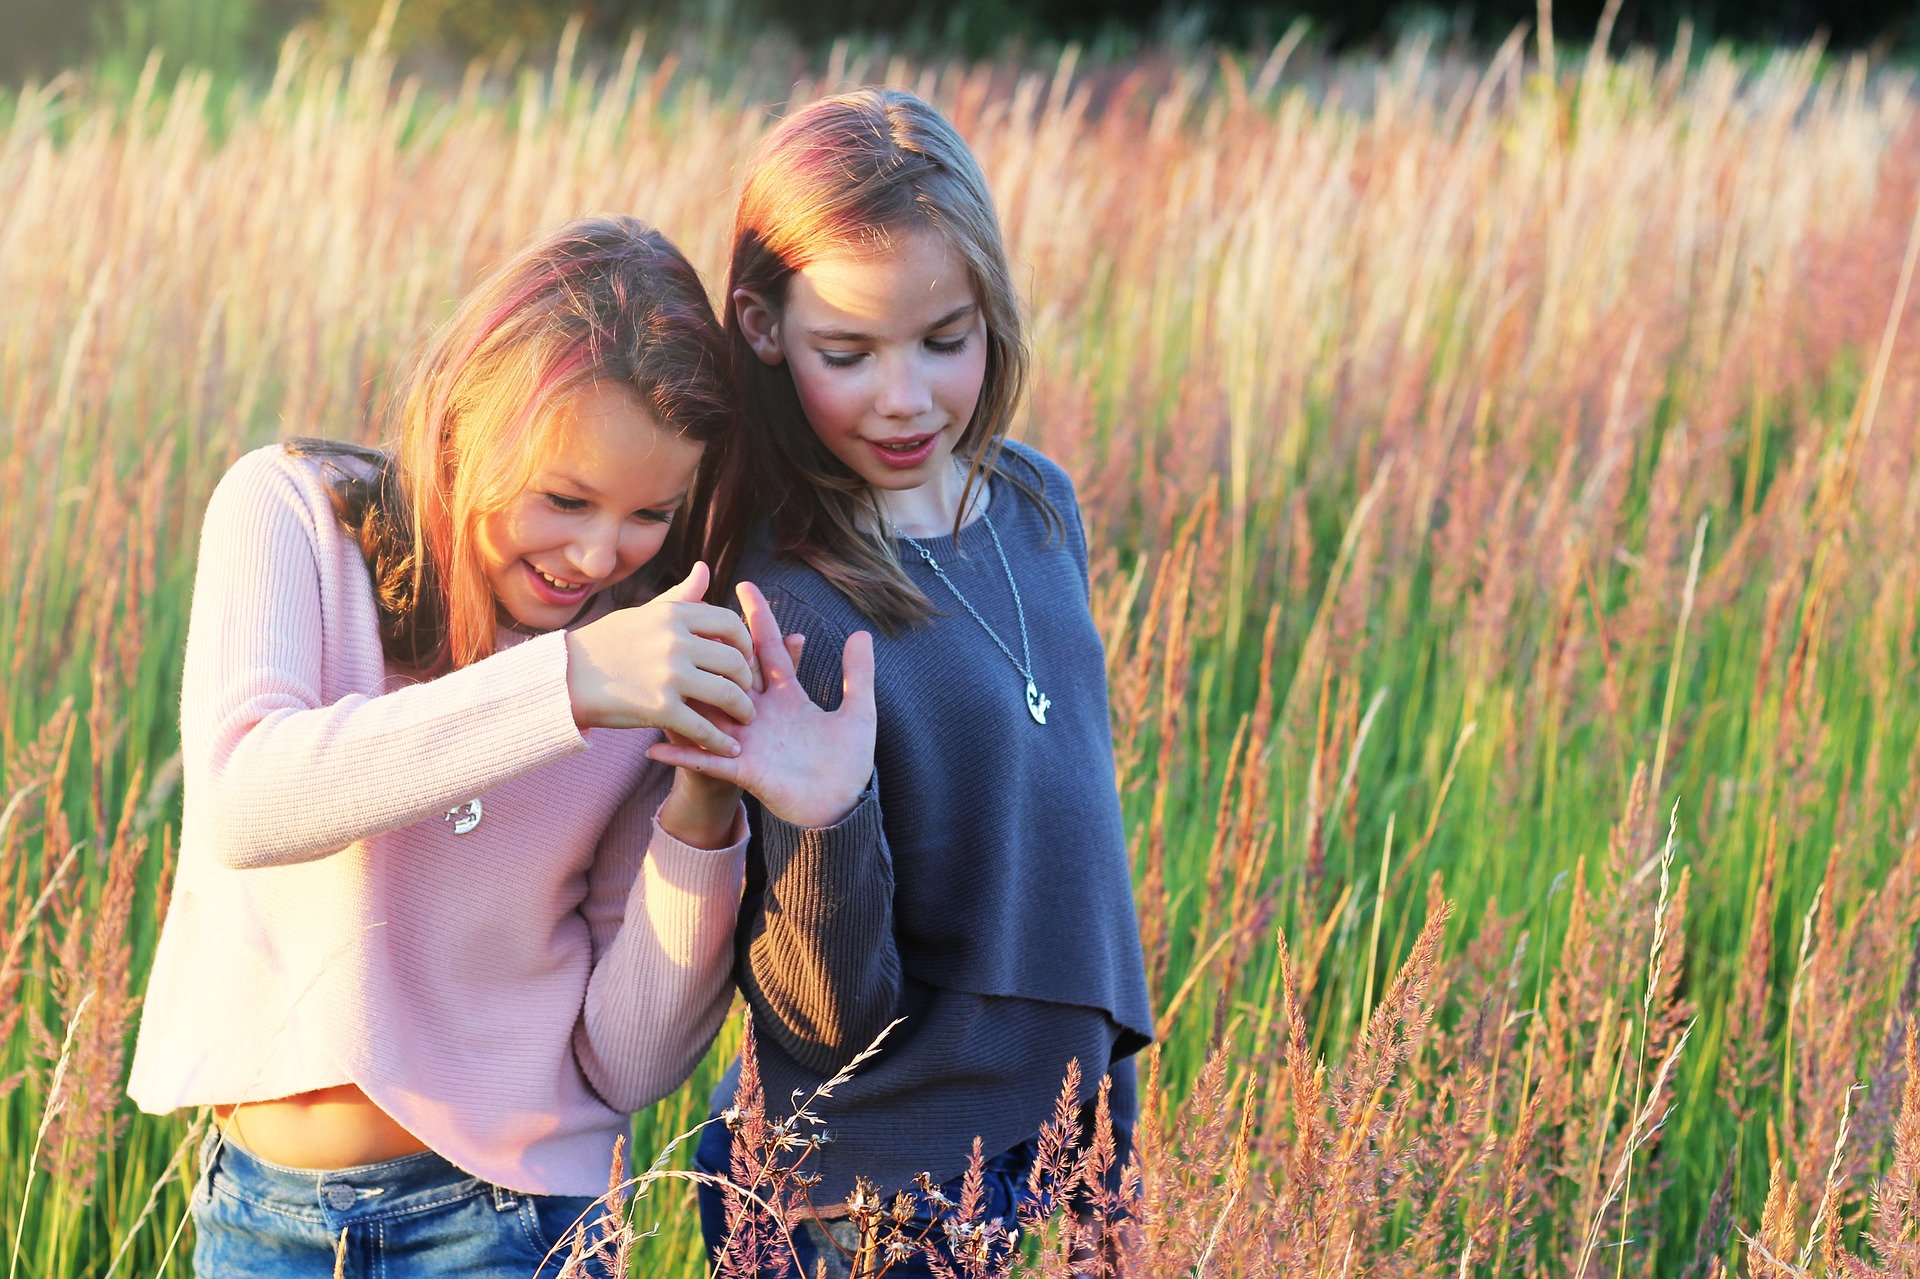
474,380,701,631
740,229,988,532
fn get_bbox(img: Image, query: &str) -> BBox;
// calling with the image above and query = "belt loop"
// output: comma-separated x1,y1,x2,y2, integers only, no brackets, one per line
192,1123,222,1202
492,1183,518,1211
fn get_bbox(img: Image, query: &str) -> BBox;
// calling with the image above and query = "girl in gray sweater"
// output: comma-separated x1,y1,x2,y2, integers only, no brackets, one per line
659,88,1154,1277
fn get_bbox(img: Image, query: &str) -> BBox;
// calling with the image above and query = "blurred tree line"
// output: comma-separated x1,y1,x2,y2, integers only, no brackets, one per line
5,0,1915,82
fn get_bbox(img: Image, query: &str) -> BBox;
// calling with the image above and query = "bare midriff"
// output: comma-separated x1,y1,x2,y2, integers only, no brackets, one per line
212,1083,429,1170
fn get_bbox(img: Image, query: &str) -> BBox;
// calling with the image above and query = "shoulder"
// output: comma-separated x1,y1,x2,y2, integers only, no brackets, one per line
994,438,1077,501
993,439,1084,532
992,440,1088,576
200,443,378,565
216,441,375,506
207,444,328,526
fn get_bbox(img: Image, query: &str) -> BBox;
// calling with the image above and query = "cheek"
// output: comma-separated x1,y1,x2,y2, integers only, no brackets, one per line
610,522,679,579
476,502,556,574
944,352,988,420
618,522,671,573
960,337,990,399
472,509,517,576
790,364,863,439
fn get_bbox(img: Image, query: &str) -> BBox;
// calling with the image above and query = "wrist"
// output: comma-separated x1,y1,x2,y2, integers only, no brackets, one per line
770,776,871,831
562,632,596,728
659,771,741,850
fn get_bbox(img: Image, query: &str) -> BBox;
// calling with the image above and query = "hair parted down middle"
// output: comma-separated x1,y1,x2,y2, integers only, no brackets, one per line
691,87,1062,632
292,215,732,673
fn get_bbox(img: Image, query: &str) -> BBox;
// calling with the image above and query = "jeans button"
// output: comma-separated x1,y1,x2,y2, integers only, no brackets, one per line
324,1183,357,1211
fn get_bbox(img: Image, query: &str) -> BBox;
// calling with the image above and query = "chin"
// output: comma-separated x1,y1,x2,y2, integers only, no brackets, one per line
869,459,945,489
505,598,578,631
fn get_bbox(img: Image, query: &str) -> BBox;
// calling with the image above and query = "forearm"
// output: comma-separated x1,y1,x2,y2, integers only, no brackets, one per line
657,770,744,850
574,803,748,1111
189,624,585,869
741,784,903,1075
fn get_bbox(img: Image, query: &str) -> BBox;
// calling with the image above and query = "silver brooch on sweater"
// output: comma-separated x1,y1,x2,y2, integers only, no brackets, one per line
444,799,483,835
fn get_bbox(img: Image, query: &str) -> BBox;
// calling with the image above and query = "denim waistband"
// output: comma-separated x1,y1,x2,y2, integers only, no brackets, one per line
200,1127,521,1226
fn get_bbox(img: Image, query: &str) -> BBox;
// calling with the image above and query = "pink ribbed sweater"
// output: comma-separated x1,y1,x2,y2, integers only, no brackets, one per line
128,445,748,1195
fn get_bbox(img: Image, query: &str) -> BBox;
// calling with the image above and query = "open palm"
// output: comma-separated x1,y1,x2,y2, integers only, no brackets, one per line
646,582,876,830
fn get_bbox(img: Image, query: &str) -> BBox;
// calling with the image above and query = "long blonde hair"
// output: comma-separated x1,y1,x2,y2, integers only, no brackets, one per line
694,88,1060,630
294,216,732,672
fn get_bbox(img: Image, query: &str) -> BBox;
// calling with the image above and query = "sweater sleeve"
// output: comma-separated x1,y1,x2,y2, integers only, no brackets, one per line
180,450,588,870
571,764,748,1112
736,590,903,1076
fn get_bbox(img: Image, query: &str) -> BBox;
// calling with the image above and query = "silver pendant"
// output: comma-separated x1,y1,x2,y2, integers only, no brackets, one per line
444,798,483,835
1026,680,1051,725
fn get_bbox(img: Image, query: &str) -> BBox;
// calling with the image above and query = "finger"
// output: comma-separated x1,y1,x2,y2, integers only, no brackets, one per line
839,631,876,720
785,633,806,666
660,561,711,604
647,740,745,783
733,582,774,694
677,602,757,672
660,702,742,757
736,582,796,682
686,672,756,727
688,635,755,693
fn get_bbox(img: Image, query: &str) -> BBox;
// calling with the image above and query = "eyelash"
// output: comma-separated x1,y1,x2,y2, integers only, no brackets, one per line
819,335,971,368
545,494,674,525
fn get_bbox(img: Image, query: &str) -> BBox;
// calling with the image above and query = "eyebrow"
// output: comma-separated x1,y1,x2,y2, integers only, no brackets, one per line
549,473,604,500
806,302,978,343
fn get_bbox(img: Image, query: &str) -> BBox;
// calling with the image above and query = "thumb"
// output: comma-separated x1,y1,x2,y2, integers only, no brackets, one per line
840,631,876,719
660,561,712,604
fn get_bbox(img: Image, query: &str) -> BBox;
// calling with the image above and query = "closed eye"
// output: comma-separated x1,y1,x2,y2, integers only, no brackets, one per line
819,350,865,369
634,508,676,525
927,334,971,356
545,493,589,512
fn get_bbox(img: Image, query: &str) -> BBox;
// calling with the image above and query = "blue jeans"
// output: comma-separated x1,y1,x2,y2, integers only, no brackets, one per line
693,1117,1130,1279
192,1127,611,1278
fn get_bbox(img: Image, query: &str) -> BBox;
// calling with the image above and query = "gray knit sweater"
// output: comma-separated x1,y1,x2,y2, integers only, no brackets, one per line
711,442,1154,1204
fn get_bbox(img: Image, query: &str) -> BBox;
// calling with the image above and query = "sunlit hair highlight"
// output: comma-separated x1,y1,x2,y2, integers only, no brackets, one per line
694,87,1060,630
292,215,731,672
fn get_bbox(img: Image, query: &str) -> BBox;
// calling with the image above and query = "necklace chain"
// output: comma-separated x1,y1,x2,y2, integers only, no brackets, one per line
901,514,1033,681
899,512,1051,725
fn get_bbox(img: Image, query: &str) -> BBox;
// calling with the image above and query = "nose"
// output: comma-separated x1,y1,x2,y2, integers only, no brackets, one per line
569,520,620,581
874,353,934,420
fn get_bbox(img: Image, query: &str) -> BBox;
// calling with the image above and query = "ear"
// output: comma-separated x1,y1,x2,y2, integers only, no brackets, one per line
733,289,786,367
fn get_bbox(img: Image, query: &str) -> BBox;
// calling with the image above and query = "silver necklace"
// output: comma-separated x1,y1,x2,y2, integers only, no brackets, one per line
899,514,1051,725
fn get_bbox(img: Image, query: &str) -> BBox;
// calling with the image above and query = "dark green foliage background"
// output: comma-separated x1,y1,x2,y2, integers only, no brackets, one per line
5,0,1916,82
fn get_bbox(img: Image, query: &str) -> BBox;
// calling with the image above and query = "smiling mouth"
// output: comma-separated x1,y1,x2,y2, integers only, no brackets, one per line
867,433,939,467
526,562,592,603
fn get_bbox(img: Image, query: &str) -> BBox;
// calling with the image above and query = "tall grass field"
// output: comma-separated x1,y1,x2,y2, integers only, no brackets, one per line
5,18,1920,1276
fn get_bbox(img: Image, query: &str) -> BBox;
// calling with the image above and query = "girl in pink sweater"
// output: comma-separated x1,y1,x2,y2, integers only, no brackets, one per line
129,216,874,1277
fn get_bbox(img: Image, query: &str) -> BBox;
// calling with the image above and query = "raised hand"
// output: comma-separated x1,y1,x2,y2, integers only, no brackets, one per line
646,582,877,830
564,562,757,756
